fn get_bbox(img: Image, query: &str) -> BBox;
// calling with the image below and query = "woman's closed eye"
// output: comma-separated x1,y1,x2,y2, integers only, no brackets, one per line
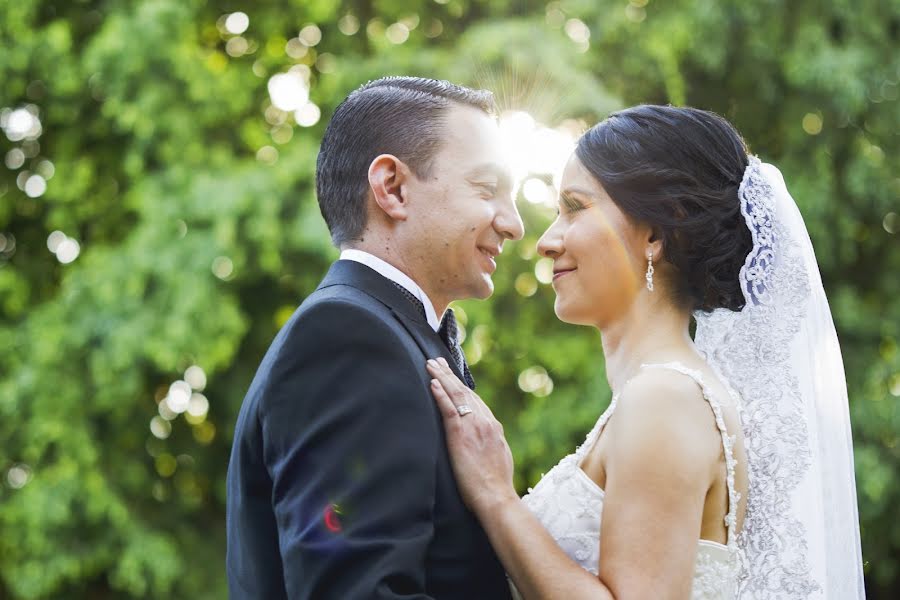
559,193,588,214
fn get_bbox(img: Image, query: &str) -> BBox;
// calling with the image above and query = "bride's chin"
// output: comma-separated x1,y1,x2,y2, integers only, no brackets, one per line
553,300,576,325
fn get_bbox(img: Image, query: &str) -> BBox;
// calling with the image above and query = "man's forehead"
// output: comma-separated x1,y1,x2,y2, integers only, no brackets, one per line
440,105,510,171
465,162,513,184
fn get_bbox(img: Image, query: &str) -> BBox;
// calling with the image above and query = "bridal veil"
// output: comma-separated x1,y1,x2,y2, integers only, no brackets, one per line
694,157,866,599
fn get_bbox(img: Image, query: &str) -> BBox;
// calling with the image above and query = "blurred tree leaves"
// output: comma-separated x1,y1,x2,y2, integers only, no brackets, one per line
1,0,897,597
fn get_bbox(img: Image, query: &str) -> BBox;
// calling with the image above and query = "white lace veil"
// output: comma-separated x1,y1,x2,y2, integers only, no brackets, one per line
694,157,866,599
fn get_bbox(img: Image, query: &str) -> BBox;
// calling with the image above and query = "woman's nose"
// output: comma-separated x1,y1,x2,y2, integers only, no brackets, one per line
537,219,564,259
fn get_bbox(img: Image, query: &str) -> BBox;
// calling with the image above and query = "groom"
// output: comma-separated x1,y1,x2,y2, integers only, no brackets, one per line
226,77,523,599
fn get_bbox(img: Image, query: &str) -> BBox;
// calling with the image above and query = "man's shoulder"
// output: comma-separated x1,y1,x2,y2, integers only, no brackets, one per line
294,283,395,328
270,283,410,354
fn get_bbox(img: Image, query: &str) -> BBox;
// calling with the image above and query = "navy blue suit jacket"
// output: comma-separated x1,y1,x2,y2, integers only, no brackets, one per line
226,260,512,599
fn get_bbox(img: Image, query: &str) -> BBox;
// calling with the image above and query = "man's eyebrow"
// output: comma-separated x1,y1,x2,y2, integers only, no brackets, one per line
465,163,513,188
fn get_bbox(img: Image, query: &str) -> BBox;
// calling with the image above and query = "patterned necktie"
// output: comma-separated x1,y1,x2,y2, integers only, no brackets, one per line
390,282,475,390
438,308,476,390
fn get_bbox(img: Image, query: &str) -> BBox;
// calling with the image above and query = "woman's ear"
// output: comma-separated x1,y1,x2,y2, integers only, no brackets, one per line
646,228,664,262
640,226,665,263
368,154,412,221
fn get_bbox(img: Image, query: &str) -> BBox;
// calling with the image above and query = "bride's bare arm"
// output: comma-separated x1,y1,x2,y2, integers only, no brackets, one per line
426,359,716,600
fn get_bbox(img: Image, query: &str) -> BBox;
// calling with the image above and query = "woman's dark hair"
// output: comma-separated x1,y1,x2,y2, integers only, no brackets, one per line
576,105,753,312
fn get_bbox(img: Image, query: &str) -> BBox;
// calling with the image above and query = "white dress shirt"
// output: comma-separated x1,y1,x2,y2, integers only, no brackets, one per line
340,249,442,332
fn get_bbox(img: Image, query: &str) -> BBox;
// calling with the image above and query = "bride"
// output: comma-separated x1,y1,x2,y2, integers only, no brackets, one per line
425,105,865,599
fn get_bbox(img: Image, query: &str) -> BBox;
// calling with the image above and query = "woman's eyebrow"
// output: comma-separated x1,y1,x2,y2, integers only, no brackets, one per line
559,185,597,199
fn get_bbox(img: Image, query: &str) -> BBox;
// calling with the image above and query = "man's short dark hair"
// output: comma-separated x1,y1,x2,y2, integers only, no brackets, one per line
315,76,496,246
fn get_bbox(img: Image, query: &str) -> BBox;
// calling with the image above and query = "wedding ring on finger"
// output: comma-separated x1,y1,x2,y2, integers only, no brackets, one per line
456,404,473,417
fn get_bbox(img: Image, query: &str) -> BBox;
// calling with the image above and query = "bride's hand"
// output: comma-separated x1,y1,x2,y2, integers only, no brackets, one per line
426,357,518,515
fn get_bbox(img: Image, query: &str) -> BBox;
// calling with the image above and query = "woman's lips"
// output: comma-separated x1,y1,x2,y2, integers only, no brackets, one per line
553,269,576,281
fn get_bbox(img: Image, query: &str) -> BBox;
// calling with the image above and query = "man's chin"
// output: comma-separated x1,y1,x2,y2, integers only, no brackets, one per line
467,276,494,300
477,275,495,299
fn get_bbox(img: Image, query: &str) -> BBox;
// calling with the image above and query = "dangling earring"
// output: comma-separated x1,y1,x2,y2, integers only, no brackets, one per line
645,251,654,292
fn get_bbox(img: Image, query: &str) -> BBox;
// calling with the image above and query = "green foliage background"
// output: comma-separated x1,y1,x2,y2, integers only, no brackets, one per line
1,0,898,597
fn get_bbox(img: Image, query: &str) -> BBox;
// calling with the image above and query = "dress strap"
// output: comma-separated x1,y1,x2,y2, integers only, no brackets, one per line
640,362,741,548
575,396,619,461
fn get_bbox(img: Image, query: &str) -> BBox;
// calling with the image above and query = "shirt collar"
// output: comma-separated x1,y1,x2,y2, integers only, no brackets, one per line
339,249,442,331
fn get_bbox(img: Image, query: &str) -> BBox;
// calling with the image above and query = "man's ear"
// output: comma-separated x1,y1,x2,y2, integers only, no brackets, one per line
368,154,413,222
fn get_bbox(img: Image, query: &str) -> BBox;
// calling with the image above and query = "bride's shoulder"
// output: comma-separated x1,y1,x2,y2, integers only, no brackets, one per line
618,366,707,414
608,369,723,463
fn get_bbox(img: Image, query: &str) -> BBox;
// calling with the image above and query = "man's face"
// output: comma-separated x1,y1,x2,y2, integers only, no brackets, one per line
403,105,524,309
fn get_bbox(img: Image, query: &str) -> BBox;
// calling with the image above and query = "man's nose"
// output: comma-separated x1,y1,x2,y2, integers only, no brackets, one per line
495,195,525,241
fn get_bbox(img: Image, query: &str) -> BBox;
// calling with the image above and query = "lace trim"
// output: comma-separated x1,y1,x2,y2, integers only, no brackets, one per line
574,397,618,462
738,156,776,307
695,158,819,597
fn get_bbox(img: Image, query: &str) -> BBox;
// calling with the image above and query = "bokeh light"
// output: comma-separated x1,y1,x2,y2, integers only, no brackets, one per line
224,12,249,35
5,148,24,169
386,23,410,44
285,38,308,59
625,3,648,22
803,112,824,135
46,230,66,253
339,15,360,36
53,234,81,264
522,178,554,205
6,463,32,489
212,256,234,279
535,257,554,284
167,380,192,413
515,272,539,297
1,106,42,141
150,416,172,439
564,18,590,53
268,71,310,111
295,102,321,127
256,145,278,165
424,18,443,38
884,212,898,234
518,366,554,397
24,174,46,197
35,159,54,179
0,233,15,257
299,24,322,47
184,365,207,391
225,36,249,57
158,397,178,420
186,393,209,420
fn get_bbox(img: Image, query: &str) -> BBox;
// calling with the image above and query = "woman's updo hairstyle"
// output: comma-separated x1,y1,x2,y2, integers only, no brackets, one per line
576,105,753,312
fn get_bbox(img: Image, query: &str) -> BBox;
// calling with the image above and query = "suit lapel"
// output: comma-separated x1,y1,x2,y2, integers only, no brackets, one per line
317,260,468,382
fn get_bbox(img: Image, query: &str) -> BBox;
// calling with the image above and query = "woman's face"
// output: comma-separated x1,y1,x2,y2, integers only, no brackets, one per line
537,154,651,328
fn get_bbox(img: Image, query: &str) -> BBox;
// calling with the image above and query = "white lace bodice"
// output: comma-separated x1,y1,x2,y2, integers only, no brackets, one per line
512,362,742,600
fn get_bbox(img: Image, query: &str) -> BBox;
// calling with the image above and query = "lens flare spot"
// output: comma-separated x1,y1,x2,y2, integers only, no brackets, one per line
324,503,343,533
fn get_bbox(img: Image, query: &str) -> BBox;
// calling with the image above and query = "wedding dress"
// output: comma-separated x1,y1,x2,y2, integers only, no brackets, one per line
509,158,865,599
512,362,742,600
